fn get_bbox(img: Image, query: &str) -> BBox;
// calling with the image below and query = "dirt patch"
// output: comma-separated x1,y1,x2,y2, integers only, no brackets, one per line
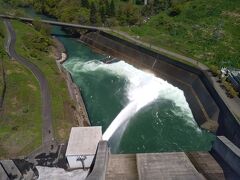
11,96,18,106
64,101,78,126
58,128,67,140
27,83,37,91
222,11,240,22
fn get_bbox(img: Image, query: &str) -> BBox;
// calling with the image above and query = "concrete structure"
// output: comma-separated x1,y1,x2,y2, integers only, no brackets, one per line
137,153,204,180
106,154,138,180
87,141,109,180
0,164,9,180
80,31,240,149
212,136,240,177
87,141,229,180
0,15,110,31
66,127,102,169
228,69,240,93
0,160,22,180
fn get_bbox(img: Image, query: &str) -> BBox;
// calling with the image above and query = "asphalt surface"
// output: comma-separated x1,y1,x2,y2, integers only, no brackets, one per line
4,19,53,145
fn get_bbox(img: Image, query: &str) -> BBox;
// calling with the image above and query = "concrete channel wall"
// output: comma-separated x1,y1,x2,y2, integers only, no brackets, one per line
80,31,240,148
212,136,240,177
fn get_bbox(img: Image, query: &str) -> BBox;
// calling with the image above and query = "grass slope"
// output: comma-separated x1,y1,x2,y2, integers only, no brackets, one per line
0,20,76,158
12,20,76,143
121,0,240,68
0,20,42,158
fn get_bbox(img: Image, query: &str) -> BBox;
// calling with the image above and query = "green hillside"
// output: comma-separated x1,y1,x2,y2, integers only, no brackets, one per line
2,0,237,69
125,0,240,68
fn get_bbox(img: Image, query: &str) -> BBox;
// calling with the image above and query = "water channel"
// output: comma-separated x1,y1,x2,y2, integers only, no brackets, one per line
25,9,215,154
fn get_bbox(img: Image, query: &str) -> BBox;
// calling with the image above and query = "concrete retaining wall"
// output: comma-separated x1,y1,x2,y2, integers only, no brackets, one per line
212,136,240,176
80,31,240,147
86,141,109,180
80,32,218,129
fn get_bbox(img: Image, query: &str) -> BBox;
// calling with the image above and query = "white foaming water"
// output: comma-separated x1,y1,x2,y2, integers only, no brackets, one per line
69,59,198,140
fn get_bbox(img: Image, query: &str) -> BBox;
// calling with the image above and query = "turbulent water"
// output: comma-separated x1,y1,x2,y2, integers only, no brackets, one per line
20,12,214,153
60,36,215,153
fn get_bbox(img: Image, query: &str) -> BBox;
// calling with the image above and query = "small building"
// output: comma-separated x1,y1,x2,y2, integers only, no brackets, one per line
66,126,102,169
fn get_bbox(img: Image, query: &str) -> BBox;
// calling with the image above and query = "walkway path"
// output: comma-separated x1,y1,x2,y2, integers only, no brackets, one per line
4,19,54,146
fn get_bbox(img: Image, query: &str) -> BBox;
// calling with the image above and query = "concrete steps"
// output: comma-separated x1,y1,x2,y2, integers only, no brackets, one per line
0,160,22,180
0,160,38,180
0,163,9,180
106,154,138,180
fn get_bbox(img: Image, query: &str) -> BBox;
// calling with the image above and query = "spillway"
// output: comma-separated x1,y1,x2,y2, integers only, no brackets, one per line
59,33,214,153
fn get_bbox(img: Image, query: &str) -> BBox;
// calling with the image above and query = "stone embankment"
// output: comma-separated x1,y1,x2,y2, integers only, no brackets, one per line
53,37,90,127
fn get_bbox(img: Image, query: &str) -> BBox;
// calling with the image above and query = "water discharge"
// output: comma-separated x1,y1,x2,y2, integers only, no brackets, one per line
55,31,215,153
24,7,215,154
71,60,199,140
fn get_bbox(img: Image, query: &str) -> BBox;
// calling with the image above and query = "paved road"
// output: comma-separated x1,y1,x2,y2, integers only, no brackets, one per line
4,19,53,145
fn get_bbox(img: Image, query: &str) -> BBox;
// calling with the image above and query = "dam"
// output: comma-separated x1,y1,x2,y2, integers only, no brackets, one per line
1,9,240,178
50,26,215,154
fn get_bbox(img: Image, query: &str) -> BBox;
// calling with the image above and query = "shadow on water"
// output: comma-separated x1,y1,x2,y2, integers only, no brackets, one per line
51,33,78,38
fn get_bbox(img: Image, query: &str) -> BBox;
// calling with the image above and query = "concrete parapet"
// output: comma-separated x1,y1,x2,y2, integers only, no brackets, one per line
86,141,109,180
212,136,240,176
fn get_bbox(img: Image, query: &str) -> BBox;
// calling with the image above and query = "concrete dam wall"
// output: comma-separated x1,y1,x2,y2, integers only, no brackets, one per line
80,31,240,148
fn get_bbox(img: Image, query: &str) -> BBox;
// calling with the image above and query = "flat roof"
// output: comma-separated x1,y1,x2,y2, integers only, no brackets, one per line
66,126,102,156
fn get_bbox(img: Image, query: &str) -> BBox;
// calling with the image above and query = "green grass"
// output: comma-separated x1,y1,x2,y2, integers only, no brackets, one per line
0,19,76,158
122,0,240,69
12,20,76,143
108,29,197,68
0,20,42,158
0,0,26,16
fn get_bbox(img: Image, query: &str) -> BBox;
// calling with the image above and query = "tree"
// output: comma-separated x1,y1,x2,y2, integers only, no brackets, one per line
0,47,6,59
90,2,97,24
110,0,116,16
100,6,106,23
33,18,51,36
81,0,89,8
105,0,111,17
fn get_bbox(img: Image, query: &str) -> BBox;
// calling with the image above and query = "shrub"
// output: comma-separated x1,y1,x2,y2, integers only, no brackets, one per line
223,81,239,98
209,65,220,77
168,4,181,17
0,27,4,38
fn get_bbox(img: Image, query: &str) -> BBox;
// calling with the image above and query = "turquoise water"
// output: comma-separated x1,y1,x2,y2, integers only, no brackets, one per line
24,8,215,153
54,27,215,153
